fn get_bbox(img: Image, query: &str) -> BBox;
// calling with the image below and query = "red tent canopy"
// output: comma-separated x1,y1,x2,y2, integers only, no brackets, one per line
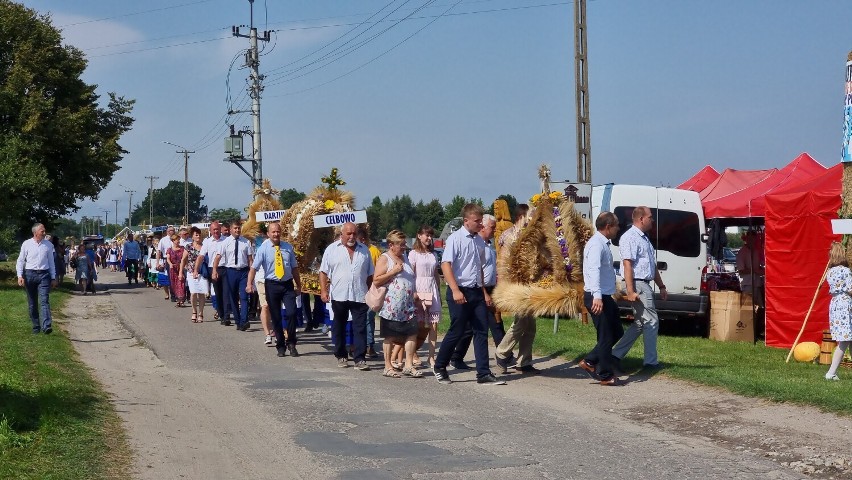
677,165,720,192
701,153,826,219
763,164,841,348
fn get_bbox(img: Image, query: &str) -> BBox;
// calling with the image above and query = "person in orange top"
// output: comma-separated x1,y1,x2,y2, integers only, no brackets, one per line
358,224,381,358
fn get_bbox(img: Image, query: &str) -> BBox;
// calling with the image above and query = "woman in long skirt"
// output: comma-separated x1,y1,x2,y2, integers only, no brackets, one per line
166,234,186,307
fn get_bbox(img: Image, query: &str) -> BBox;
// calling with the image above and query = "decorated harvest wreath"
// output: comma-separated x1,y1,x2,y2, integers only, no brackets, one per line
492,165,594,317
278,167,356,295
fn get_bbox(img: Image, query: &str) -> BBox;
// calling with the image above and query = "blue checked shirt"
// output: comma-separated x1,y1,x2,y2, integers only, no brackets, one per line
619,225,656,281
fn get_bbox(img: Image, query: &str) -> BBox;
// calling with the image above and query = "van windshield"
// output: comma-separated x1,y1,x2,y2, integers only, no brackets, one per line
612,207,701,258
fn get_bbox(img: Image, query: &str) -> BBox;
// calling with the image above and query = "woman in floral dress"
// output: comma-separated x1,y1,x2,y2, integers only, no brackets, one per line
408,225,442,367
826,242,852,381
166,234,186,307
374,230,420,378
180,227,209,322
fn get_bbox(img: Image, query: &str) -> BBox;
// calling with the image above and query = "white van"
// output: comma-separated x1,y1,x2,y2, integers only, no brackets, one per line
589,184,709,322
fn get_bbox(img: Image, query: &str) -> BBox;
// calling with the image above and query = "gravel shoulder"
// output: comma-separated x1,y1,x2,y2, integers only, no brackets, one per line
65,272,852,479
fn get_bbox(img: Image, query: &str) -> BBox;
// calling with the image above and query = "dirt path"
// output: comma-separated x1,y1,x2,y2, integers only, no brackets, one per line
64,273,852,479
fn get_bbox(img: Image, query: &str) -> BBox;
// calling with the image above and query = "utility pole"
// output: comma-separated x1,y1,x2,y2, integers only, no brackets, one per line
112,199,119,237
93,216,102,235
124,189,135,228
574,0,592,183
164,142,194,225
231,0,270,194
103,210,109,237
144,175,159,228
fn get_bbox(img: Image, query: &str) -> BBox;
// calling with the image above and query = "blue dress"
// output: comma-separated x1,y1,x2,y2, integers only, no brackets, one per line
827,266,852,341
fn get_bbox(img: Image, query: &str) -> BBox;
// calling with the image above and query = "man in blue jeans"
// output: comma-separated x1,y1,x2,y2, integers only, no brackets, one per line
16,223,58,334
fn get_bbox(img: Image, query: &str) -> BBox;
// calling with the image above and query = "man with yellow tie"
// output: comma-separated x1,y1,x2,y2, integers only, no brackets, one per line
248,222,302,358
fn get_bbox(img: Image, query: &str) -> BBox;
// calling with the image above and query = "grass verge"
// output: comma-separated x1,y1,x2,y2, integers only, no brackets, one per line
435,284,852,416
0,262,131,479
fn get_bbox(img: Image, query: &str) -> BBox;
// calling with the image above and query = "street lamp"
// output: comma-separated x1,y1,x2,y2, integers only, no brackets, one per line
163,141,194,226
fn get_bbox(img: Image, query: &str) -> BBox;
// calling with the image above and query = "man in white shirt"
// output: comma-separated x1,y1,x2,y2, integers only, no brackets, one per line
213,220,255,331
16,223,57,334
197,220,229,323
178,226,192,247
319,222,374,370
156,226,176,301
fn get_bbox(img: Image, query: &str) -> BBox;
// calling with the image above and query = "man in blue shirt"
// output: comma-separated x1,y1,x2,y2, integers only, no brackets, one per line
123,233,142,284
612,206,667,369
433,204,504,385
248,222,302,358
579,212,622,385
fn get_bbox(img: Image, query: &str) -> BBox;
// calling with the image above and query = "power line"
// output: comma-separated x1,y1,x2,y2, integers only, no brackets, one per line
268,0,437,82
263,1,569,89
87,36,229,58
267,0,467,97
58,0,217,28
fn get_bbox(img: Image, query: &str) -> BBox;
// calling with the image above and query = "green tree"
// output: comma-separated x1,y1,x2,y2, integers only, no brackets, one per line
131,180,206,225
419,199,445,231
442,195,467,227
0,2,134,234
208,207,242,222
365,196,383,241
279,188,306,209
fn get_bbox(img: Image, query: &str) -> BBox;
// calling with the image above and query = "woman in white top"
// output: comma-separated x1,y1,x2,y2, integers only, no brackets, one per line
374,230,420,378
180,227,209,322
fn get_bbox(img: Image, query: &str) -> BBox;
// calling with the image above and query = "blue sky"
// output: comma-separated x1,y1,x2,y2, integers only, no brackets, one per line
19,0,852,222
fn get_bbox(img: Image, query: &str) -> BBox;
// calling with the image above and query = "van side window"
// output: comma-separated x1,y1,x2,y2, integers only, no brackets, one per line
612,207,701,258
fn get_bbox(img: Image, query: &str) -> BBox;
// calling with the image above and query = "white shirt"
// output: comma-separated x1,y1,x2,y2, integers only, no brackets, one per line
482,240,497,287
319,240,374,302
219,235,255,268
179,236,192,248
200,235,227,267
158,238,171,258
16,238,56,279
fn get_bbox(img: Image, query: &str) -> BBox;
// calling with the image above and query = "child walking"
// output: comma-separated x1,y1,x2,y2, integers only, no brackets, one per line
826,242,852,381
73,245,94,295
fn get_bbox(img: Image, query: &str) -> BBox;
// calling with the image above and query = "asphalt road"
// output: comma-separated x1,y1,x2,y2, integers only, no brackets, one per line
66,270,851,480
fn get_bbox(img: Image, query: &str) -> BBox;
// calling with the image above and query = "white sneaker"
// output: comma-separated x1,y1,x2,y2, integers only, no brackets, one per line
826,373,840,381
264,335,273,345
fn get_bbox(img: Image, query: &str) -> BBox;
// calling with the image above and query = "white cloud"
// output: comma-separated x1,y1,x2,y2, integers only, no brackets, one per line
48,12,145,51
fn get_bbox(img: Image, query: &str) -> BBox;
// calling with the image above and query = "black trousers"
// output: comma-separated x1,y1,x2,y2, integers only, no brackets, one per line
211,273,228,319
266,279,298,347
125,259,139,282
330,300,368,362
582,292,624,380
451,285,505,362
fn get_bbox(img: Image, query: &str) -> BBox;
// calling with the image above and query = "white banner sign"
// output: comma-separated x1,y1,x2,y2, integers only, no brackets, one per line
313,210,367,228
191,222,210,229
254,210,287,222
